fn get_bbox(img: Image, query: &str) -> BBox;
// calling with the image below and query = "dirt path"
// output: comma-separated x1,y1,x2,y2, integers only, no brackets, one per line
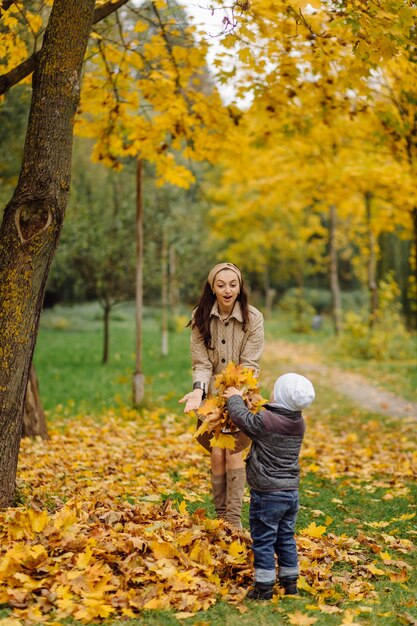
262,340,417,420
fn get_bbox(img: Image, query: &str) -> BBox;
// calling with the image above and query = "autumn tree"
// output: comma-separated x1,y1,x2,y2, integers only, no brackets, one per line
206,0,417,328
0,0,130,507
53,151,136,364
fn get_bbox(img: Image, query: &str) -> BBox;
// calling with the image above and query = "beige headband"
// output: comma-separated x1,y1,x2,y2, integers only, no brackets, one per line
207,262,242,289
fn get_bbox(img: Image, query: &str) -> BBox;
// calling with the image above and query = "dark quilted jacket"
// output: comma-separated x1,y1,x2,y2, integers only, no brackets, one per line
226,396,305,491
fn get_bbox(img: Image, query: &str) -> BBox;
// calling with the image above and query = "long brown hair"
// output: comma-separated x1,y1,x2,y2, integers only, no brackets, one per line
189,278,250,349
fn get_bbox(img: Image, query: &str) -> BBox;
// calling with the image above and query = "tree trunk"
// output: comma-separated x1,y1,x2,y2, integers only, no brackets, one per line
365,191,378,325
169,243,180,314
329,204,342,335
102,303,111,364
133,159,145,405
412,206,417,330
0,0,95,508
263,267,276,319
22,364,48,439
161,224,169,356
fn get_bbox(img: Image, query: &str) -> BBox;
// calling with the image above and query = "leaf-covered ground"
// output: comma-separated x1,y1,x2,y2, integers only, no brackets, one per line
0,350,416,626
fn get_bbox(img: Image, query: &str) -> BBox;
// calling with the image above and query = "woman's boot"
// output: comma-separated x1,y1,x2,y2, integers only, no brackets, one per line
210,472,227,519
225,467,246,529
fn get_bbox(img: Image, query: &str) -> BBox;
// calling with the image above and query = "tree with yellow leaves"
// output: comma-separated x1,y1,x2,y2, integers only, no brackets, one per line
0,0,230,507
206,0,416,328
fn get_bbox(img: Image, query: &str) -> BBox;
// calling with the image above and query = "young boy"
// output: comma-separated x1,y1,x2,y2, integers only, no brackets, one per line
223,372,315,600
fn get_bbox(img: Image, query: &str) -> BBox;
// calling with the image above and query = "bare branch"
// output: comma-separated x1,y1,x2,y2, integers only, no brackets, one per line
0,0,129,96
92,0,129,25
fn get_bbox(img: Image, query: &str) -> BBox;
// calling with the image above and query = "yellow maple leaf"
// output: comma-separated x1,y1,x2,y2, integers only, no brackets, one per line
53,506,78,530
189,541,214,565
178,500,188,516
297,576,316,595
149,540,178,560
28,509,49,533
143,595,171,610
366,563,386,576
393,513,415,522
300,522,327,537
227,540,246,563
76,544,94,569
209,433,237,451
74,598,114,620
288,610,318,625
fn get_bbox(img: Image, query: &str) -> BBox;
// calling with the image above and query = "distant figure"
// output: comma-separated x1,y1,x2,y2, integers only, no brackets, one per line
224,372,315,600
311,312,323,330
179,262,264,529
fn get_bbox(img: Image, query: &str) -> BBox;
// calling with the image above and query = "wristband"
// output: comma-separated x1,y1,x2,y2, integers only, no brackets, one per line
193,381,206,398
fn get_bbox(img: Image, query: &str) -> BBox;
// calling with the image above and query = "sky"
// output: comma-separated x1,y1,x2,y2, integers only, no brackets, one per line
182,1,239,104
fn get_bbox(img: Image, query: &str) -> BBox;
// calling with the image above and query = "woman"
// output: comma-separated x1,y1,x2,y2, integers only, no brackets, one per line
179,262,264,529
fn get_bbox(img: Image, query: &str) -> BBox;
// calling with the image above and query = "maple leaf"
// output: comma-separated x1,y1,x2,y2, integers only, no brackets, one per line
366,563,386,576
195,362,266,448
209,433,237,451
300,522,327,538
288,610,318,625
150,540,179,560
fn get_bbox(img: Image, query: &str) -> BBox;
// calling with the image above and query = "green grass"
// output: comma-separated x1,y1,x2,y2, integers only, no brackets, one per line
35,303,416,416
34,302,192,415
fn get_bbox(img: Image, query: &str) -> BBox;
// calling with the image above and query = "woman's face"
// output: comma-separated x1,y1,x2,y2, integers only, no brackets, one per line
213,269,240,309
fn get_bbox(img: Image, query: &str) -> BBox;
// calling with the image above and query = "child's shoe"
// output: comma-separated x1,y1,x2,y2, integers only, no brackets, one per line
247,581,275,600
279,577,298,595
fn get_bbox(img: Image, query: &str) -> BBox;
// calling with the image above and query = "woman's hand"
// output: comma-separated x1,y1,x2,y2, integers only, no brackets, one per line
179,388,204,413
223,386,243,399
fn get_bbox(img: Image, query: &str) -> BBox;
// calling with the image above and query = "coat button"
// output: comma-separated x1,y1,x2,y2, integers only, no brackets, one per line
221,358,226,363
225,322,229,326
222,339,226,344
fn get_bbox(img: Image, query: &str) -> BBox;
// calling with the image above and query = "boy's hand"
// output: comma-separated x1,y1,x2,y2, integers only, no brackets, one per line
223,386,243,399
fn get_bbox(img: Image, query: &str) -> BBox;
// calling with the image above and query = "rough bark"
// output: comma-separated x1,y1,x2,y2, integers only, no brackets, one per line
133,159,145,405
0,0,96,508
22,364,48,439
0,0,129,96
329,204,342,335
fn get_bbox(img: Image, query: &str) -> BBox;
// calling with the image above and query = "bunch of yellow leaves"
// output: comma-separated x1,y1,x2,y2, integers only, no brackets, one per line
194,362,266,449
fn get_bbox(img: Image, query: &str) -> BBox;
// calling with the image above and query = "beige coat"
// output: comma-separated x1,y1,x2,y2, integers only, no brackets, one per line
191,302,264,394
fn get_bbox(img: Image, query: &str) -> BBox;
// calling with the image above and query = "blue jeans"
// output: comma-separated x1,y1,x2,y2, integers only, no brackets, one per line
249,489,299,583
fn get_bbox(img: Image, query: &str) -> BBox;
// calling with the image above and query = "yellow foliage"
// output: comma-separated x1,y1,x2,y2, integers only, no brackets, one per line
0,391,413,623
194,362,266,449
300,523,327,538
